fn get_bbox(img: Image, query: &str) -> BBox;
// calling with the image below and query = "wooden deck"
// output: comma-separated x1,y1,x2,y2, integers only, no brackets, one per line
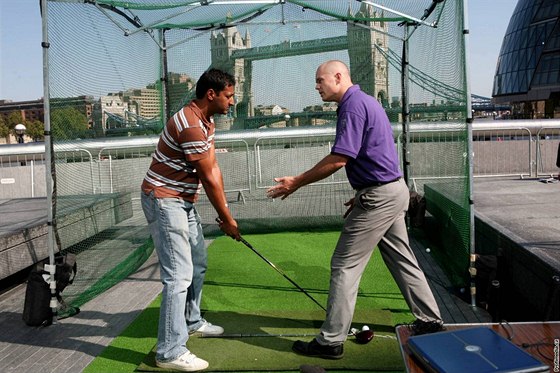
410,234,491,324
0,232,489,373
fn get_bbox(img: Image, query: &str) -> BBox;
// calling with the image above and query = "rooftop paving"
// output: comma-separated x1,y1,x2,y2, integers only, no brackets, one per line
0,177,558,372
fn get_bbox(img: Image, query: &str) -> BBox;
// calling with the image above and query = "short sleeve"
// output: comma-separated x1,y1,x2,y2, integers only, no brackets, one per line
178,126,211,162
330,110,366,159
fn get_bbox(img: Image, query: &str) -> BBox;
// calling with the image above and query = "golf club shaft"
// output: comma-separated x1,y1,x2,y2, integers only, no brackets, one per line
202,330,393,340
238,237,327,312
201,332,319,338
215,218,326,311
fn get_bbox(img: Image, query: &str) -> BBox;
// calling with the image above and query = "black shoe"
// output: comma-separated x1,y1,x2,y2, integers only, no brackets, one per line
408,319,446,335
292,339,344,360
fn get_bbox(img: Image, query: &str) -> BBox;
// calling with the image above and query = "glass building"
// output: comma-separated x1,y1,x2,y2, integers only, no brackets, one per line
492,0,560,118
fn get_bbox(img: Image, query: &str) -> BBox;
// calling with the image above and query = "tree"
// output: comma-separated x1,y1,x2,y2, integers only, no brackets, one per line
51,107,89,140
6,111,23,130
0,115,9,140
25,120,45,142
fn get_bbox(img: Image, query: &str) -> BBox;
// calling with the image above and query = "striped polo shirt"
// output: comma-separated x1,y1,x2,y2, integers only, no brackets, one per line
141,101,215,202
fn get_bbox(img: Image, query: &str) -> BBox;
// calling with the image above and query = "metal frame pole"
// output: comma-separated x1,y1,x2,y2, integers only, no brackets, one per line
462,0,477,308
401,24,410,187
160,29,170,124
41,0,58,324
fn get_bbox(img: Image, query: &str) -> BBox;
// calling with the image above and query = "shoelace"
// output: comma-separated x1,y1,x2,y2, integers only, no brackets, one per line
178,352,197,364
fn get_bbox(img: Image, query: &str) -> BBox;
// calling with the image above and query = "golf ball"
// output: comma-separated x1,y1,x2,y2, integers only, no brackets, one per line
426,248,431,253
362,325,370,331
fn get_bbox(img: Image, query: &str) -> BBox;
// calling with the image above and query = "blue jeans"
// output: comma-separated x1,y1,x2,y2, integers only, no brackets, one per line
141,191,208,362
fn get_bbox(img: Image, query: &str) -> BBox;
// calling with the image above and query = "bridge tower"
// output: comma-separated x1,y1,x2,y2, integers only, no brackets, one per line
210,26,253,120
347,3,389,107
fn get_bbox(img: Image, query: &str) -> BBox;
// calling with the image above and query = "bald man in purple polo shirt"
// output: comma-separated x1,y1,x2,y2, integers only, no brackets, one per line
267,60,444,359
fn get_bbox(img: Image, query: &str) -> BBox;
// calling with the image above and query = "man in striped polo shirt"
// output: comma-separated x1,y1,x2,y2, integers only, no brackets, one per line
141,68,240,372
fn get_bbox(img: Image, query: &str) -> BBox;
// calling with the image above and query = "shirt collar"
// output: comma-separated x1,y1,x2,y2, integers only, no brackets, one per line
189,101,214,127
339,84,360,107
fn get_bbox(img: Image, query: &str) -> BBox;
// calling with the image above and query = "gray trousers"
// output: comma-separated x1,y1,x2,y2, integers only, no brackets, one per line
317,178,442,345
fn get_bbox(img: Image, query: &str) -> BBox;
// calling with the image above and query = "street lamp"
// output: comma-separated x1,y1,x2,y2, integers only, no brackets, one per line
15,123,26,144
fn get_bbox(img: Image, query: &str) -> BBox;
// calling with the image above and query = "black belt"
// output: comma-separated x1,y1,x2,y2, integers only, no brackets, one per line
354,177,401,190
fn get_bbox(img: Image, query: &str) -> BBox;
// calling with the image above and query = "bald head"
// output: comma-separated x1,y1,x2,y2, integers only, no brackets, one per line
315,60,353,103
317,60,351,79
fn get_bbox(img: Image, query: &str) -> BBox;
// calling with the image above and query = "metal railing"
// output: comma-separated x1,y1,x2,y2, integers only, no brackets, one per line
1,119,559,200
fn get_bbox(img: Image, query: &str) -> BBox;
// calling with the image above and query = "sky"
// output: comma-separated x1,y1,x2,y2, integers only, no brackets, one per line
0,0,518,102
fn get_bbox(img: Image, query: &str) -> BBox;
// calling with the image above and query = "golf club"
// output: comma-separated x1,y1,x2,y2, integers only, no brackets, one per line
203,328,386,342
350,325,374,344
201,332,318,338
216,218,326,312
202,329,358,339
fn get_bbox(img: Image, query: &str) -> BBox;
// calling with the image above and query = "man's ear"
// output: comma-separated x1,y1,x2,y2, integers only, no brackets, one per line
207,88,216,101
335,72,342,83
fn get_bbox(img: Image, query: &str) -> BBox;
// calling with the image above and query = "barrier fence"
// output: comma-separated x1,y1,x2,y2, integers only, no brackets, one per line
2,120,559,200
2,119,558,313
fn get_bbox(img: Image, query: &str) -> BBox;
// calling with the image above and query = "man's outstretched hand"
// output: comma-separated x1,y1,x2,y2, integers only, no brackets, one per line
266,176,298,200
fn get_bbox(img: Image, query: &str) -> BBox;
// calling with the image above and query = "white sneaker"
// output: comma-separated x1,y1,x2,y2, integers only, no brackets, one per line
156,351,209,372
189,320,224,336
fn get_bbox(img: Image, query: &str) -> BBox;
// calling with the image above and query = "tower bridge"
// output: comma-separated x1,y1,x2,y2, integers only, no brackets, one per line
230,36,349,61
210,2,390,124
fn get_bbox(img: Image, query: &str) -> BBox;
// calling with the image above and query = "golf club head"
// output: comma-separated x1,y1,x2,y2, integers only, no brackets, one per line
351,327,374,344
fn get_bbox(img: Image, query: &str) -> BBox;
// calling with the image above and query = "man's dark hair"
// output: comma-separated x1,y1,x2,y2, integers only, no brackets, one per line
196,68,235,99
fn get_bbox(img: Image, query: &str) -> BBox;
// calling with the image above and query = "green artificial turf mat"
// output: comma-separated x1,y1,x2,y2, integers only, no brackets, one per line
201,233,411,319
137,309,403,372
86,231,412,372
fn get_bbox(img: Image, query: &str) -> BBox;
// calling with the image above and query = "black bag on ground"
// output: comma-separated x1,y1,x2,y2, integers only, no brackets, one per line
409,191,427,228
22,252,78,326
22,266,52,326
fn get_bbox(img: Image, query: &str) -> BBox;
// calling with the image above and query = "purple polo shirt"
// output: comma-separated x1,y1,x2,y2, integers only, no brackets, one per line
331,85,401,189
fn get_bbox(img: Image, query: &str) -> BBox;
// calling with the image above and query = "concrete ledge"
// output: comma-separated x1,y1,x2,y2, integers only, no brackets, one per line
426,178,560,320
475,211,560,320
0,193,132,280
473,178,560,320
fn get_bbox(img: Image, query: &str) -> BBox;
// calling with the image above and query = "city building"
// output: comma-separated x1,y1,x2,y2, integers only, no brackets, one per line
51,95,96,128
302,102,338,113
254,104,288,116
492,0,560,119
166,72,196,114
122,88,161,119
0,96,95,141
0,99,44,123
